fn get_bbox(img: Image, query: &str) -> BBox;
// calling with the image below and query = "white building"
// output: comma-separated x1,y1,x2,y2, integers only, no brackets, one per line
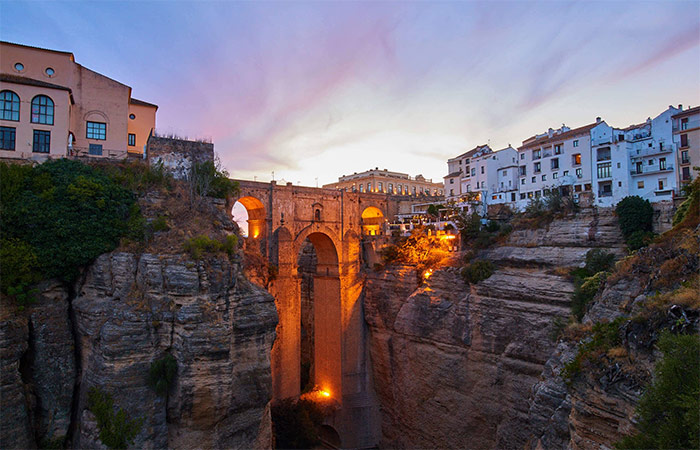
516,121,597,209
590,121,632,207
444,144,492,204
484,146,519,207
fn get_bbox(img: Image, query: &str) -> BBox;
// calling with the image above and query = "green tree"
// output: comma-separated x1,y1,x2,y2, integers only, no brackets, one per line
615,196,654,239
87,387,143,449
616,332,700,449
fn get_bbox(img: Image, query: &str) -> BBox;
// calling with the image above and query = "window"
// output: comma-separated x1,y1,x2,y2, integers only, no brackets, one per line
682,151,689,164
1,91,20,121
551,158,559,170
359,184,364,193
367,183,371,192
481,166,484,174
128,133,136,146
553,172,558,179
351,184,356,192
681,118,689,130
533,149,541,160
520,193,526,199
682,167,691,180
576,168,582,178
680,134,688,148
412,186,416,195
572,153,581,165
637,181,644,189
535,190,541,198
388,183,393,194
658,179,665,190
599,182,612,197
527,192,533,198
659,157,666,170
471,168,476,176
450,189,454,196
648,159,654,166
129,113,136,120
31,95,54,125
617,162,620,168
542,175,546,181
534,162,541,173
450,178,454,184
466,184,471,191
596,147,611,161
14,63,24,72
521,178,525,185
86,121,106,140
597,162,612,179
0,126,16,150
45,67,55,76
89,144,103,155
531,176,536,183
554,144,562,154
563,170,569,176
618,134,625,141
573,140,579,147
519,166,526,176
520,153,525,160
502,169,507,176
315,209,321,221
636,162,643,174
584,183,592,191
378,182,383,192
33,130,50,153
575,185,582,193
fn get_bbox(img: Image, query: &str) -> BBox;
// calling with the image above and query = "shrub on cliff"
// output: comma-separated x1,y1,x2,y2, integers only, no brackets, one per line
571,271,607,321
147,354,177,397
183,234,238,259
187,159,239,203
615,196,654,249
460,260,494,284
87,387,143,449
0,160,138,300
615,332,699,450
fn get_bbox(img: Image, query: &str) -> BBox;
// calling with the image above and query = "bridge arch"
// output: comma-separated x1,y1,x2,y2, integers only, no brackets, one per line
232,196,266,239
361,206,385,236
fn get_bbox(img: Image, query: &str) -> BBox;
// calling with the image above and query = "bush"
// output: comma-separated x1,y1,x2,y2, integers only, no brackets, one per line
87,387,143,449
461,260,494,284
616,196,654,248
571,271,606,321
151,215,169,232
183,234,238,259
626,230,655,251
615,332,699,449
562,317,625,382
484,220,500,233
147,354,177,397
187,159,239,201
271,398,324,449
584,249,616,275
0,160,137,298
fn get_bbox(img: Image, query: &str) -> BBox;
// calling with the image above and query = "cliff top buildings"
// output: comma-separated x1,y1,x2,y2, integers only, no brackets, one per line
0,41,157,161
323,167,444,196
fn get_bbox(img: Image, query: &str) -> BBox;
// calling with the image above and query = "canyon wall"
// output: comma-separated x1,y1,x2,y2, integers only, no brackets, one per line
364,209,626,449
0,251,277,449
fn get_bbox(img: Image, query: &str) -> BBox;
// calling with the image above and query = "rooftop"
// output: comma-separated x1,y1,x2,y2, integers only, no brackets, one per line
519,122,597,150
0,41,74,58
0,73,72,92
130,97,159,109
672,105,700,119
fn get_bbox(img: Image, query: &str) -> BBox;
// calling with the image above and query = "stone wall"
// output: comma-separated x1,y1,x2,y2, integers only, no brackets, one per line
146,135,214,179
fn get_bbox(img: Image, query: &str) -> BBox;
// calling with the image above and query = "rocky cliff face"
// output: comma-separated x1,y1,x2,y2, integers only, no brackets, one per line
364,209,626,449
0,251,277,449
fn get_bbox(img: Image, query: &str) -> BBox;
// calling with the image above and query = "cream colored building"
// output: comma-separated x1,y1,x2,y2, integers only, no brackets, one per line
323,168,443,197
672,106,700,190
0,41,156,160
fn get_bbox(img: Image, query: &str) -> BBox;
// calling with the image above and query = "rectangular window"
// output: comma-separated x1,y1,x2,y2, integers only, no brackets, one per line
128,133,136,146
637,181,644,189
367,183,371,192
359,184,364,193
658,179,665,190
576,168,582,178
575,185,582,193
572,153,581,165
541,174,546,181
636,162,643,174
573,140,579,147
554,144,562,154
351,184,356,192
520,193,526,199
532,149,541,160
527,192,533,198
681,118,689,130
521,178,525,185
519,166,526,176
597,162,612,179
520,153,525,160
531,176,536,183
450,178,454,184
471,168,476,176
511,193,516,202
89,144,103,155
534,162,541,173
553,172,558,179
681,151,689,164
597,147,611,161
563,170,569,176
682,167,691,180
551,158,559,170
659,157,666,170
0,126,16,150
534,190,541,198
481,166,484,174
388,183,393,193
32,130,50,153
86,121,107,140
378,182,383,192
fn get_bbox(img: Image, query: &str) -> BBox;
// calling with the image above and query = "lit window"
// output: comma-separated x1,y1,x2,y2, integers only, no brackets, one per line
0,126,16,150
33,130,51,153
128,133,136,146
31,95,54,125
0,91,20,121
86,121,107,140
572,153,581,165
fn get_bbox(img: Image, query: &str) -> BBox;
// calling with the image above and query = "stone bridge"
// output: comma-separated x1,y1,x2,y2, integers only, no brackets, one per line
229,180,390,448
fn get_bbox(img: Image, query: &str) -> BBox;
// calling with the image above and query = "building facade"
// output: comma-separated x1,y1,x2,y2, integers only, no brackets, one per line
443,144,492,204
323,168,443,197
672,106,700,190
0,41,157,161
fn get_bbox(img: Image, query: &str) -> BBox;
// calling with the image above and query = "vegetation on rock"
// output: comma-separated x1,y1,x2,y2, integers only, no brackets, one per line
615,196,655,250
380,227,450,276
87,387,143,449
460,260,495,284
561,317,625,383
615,332,699,450
147,354,177,397
183,234,238,259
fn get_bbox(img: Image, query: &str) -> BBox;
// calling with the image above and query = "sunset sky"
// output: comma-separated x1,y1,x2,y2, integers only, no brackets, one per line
2,1,699,186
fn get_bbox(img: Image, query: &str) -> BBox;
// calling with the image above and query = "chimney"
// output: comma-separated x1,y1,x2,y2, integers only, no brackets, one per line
678,104,683,110
548,128,554,137
596,117,601,123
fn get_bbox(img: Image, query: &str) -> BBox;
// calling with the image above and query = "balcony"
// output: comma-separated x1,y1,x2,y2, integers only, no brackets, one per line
598,190,613,198
630,145,674,159
630,165,674,176
673,120,700,132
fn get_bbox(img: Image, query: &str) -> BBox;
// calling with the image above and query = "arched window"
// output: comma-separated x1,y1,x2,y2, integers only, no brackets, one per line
314,209,321,221
0,91,20,121
31,95,54,125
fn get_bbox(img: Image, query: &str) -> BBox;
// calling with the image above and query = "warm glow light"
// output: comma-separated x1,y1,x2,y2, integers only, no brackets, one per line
320,390,331,398
423,269,433,279
440,235,456,240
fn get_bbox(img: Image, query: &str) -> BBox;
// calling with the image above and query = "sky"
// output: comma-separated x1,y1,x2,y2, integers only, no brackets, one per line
2,1,699,187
